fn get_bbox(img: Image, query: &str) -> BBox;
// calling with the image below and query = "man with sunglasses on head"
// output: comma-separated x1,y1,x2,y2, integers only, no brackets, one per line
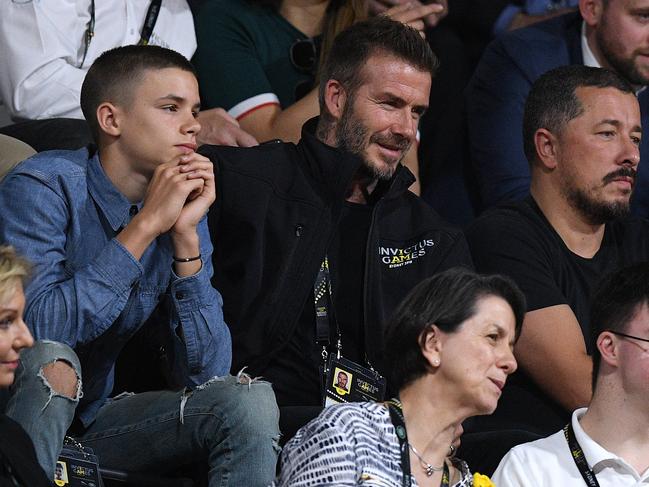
0,0,256,151
200,16,472,440
464,65,649,463
493,262,649,486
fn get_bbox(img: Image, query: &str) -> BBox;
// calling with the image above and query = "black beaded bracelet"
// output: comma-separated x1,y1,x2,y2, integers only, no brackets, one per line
173,254,201,263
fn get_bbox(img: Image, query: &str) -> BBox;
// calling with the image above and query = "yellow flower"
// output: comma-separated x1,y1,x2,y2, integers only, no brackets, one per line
473,472,495,487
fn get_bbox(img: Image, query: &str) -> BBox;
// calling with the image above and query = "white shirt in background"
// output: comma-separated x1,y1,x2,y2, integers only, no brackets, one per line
0,0,196,121
492,408,649,487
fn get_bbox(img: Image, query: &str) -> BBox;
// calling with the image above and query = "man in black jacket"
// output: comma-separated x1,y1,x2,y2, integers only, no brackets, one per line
201,17,472,437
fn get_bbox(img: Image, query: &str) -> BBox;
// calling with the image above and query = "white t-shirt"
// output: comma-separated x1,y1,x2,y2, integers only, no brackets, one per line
493,408,649,487
0,0,196,120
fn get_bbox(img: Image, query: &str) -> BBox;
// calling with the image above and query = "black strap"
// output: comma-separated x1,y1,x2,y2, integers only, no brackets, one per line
80,0,160,67
138,0,162,46
314,256,342,358
79,0,95,68
314,256,332,346
387,399,450,487
563,423,600,487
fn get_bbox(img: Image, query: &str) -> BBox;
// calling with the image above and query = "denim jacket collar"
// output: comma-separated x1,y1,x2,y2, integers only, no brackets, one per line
87,153,141,232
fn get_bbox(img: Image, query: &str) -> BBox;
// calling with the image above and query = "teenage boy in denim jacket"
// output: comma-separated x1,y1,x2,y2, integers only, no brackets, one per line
0,45,279,486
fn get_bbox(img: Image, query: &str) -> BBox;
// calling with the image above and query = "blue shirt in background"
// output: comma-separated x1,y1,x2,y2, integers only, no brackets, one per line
494,0,579,35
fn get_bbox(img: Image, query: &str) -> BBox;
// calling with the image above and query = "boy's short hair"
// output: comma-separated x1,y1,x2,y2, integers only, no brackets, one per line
80,45,196,142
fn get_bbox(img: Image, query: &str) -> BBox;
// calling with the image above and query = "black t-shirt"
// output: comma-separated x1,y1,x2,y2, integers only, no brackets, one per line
263,202,372,407
465,197,649,434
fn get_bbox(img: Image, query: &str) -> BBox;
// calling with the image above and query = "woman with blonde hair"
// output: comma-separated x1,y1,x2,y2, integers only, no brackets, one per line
0,246,49,486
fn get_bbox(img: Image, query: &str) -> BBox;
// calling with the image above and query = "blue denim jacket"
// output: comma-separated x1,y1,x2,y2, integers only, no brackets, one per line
0,148,232,426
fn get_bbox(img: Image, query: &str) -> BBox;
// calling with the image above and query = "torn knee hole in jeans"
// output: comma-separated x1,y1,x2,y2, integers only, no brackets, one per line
235,367,263,387
38,359,83,411
178,369,264,424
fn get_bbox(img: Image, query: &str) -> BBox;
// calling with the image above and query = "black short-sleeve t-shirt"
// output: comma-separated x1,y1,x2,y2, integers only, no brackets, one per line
465,197,649,433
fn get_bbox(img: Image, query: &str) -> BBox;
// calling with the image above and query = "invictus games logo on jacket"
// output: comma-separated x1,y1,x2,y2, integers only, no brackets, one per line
379,239,435,269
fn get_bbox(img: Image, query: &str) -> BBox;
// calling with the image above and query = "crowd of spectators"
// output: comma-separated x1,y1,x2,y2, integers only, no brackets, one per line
1,0,649,486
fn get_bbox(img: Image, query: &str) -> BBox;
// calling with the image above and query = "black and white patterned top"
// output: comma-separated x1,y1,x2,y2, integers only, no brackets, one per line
275,402,473,486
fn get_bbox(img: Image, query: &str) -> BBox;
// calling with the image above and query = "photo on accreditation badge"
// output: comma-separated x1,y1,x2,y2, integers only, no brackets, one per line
333,368,352,395
54,460,69,485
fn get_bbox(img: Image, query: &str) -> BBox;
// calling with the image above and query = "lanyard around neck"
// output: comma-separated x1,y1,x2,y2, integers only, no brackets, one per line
314,256,342,363
80,0,162,67
387,399,450,487
79,0,96,68
563,423,601,487
138,0,162,46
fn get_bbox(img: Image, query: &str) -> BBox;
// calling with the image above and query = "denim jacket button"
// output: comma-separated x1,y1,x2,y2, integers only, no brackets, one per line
176,291,185,300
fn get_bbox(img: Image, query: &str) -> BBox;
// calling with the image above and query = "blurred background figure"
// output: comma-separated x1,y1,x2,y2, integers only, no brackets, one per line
0,134,35,181
415,0,577,226
0,0,256,151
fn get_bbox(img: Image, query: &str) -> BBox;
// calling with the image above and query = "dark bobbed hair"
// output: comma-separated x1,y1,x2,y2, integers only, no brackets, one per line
522,65,634,164
590,262,649,391
80,45,196,143
318,16,438,122
384,267,526,392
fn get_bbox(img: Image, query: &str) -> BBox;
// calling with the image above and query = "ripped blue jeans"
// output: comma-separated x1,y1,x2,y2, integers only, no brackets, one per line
5,340,82,480
7,341,281,486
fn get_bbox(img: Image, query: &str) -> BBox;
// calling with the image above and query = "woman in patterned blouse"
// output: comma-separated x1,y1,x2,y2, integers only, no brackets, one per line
276,267,525,486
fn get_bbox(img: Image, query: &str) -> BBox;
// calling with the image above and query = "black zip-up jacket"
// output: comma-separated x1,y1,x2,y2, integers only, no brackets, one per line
201,119,473,378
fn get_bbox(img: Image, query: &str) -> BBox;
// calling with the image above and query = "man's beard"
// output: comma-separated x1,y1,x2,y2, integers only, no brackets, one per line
596,26,649,86
335,101,411,181
563,167,635,224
